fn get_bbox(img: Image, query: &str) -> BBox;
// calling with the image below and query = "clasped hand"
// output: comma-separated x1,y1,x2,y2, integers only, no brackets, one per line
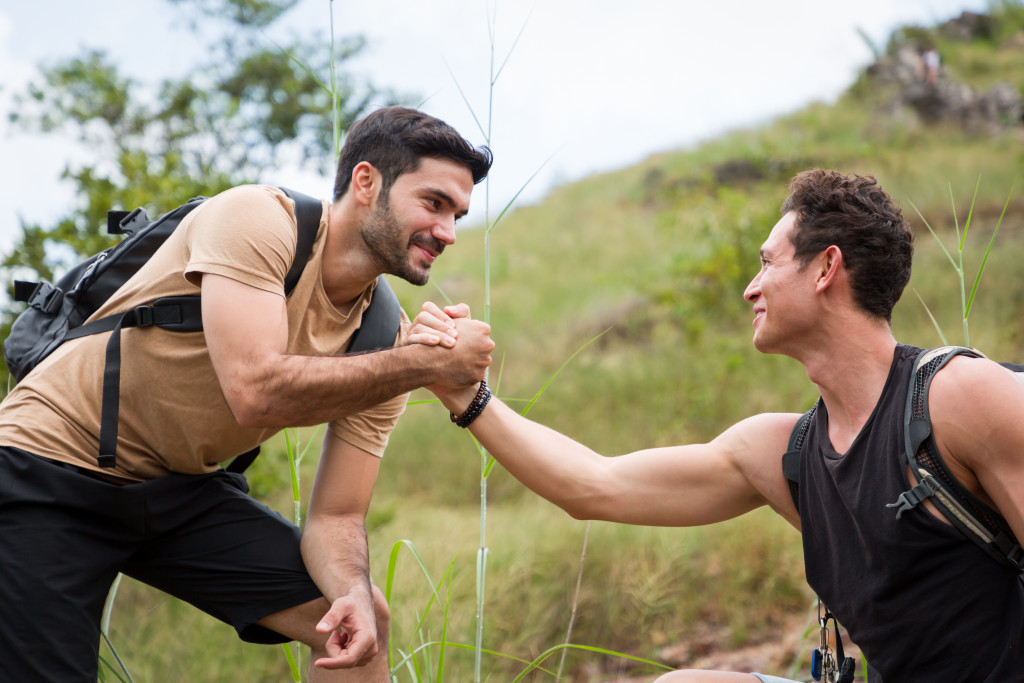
408,302,494,405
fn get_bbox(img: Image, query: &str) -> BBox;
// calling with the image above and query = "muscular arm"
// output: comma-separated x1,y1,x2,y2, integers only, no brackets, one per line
300,433,381,668
201,274,492,428
930,355,1024,541
440,386,802,528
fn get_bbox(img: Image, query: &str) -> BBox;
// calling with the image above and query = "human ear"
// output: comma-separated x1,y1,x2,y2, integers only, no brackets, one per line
816,246,843,291
350,161,379,207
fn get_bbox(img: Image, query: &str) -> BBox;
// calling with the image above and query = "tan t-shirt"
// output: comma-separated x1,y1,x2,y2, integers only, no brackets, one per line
0,185,409,481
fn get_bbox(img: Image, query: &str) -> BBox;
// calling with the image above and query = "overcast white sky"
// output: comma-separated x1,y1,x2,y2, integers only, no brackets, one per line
0,0,989,252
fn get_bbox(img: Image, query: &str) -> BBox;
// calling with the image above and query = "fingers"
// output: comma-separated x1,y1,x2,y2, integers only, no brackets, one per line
407,328,456,348
409,302,458,348
312,598,379,670
408,302,475,348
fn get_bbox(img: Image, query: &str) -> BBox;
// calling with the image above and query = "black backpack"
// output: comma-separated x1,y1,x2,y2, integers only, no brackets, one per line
3,187,401,471
783,346,1024,576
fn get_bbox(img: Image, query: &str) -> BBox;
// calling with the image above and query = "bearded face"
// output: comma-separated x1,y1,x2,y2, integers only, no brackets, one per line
360,191,446,286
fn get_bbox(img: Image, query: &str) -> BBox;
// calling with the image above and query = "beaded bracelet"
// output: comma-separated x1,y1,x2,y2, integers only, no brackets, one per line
450,380,492,428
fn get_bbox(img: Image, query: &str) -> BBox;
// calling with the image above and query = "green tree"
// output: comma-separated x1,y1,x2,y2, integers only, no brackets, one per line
1,0,400,389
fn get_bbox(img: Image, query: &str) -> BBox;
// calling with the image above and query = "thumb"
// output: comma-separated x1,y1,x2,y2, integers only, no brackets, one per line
444,303,471,319
316,604,343,633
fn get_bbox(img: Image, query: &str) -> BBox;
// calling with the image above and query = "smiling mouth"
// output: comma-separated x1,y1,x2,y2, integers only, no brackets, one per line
414,243,437,265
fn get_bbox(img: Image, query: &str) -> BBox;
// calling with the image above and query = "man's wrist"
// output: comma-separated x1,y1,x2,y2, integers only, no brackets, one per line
449,380,491,428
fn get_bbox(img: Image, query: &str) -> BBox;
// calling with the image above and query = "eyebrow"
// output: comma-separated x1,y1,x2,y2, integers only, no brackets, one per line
426,187,469,219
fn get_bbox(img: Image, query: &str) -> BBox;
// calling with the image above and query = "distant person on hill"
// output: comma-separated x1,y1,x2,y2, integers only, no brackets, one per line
0,106,494,682
921,44,941,86
412,169,1024,682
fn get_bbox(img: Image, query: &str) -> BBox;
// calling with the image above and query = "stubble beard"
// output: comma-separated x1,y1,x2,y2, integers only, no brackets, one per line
361,198,442,287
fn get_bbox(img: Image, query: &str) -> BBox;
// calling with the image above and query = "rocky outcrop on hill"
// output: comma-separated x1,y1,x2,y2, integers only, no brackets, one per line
864,12,1024,136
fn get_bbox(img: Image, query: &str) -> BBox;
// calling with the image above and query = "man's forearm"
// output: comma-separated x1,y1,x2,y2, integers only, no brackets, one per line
301,513,373,606
239,343,437,427
225,316,492,428
441,389,608,518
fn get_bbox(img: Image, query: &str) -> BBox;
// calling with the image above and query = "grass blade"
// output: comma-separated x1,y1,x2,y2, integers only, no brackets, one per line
281,642,301,682
489,147,562,233
958,175,981,251
444,59,487,142
492,7,534,85
913,289,949,346
510,643,672,682
965,181,1015,319
909,199,960,274
521,328,610,417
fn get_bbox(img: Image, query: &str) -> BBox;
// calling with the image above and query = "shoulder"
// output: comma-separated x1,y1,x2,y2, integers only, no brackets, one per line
198,184,293,220
714,412,805,451
930,353,1023,412
930,352,1024,469
186,185,298,246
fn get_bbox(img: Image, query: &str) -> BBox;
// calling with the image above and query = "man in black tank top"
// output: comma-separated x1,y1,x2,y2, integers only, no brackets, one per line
411,169,1024,682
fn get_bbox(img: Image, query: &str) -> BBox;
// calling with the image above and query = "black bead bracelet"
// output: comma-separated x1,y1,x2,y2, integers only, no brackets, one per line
450,380,492,428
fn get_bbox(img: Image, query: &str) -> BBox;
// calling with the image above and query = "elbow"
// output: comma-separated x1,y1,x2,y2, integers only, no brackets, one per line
221,382,281,429
217,359,291,429
228,394,277,429
557,487,610,522
565,505,595,522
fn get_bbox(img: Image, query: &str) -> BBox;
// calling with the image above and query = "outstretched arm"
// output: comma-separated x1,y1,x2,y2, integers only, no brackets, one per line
201,274,493,428
415,303,801,528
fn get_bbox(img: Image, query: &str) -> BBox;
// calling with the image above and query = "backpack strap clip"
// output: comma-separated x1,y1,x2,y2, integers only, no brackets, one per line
886,474,941,519
18,281,63,314
108,207,150,236
132,305,155,328
1003,539,1024,574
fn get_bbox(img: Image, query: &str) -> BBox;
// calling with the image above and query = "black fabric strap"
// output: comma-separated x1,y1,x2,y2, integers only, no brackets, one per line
782,405,816,512
281,188,321,295
97,312,130,467
348,276,401,353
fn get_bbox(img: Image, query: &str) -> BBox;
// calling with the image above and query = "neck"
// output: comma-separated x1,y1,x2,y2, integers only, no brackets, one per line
321,199,383,311
800,320,898,453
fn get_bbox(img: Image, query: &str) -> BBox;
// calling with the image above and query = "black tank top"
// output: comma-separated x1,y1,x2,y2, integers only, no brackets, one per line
800,344,1024,682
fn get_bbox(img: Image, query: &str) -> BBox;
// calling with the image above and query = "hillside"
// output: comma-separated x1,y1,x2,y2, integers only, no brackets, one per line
105,6,1024,682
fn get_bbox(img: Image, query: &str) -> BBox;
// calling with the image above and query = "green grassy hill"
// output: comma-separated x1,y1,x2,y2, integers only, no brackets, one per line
106,6,1024,681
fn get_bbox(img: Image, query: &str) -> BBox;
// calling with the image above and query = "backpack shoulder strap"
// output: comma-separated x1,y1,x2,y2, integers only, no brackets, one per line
347,276,402,354
782,404,817,513
889,345,1024,575
280,187,321,295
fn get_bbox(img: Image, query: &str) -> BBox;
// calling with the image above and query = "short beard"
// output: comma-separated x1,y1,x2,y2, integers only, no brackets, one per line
360,193,445,287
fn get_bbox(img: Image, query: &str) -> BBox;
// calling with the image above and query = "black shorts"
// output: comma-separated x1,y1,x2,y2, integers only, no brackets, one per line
0,446,323,682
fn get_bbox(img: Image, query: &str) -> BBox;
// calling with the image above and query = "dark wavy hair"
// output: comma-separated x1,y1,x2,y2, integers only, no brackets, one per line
782,169,914,322
333,106,492,201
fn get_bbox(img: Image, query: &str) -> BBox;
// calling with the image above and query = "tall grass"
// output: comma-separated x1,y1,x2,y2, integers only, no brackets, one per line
910,179,1016,346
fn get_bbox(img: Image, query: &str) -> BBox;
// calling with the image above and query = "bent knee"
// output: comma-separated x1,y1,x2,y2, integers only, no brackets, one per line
370,583,390,634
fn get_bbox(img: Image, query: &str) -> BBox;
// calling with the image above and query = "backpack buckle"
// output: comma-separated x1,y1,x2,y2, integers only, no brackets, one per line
24,281,63,315
886,476,941,519
132,305,155,327
107,207,149,236
1005,543,1024,574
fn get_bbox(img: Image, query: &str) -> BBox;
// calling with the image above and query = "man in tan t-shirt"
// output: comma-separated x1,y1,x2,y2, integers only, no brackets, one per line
0,106,494,682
